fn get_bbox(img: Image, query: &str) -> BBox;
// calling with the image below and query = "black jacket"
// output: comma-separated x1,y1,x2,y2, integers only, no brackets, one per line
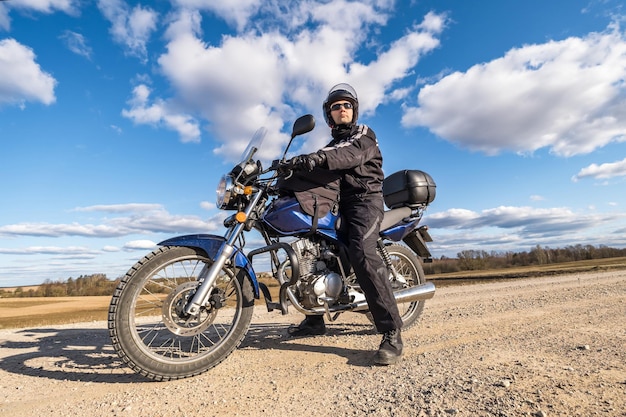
321,124,384,202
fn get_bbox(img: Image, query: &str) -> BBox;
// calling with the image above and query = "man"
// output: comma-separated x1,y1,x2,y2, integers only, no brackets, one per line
287,83,404,365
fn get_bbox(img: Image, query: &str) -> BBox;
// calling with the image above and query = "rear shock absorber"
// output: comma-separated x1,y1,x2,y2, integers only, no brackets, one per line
377,239,393,270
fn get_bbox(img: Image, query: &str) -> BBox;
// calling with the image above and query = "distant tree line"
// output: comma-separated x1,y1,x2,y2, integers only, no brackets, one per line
2,244,625,298
422,244,626,275
1,274,117,298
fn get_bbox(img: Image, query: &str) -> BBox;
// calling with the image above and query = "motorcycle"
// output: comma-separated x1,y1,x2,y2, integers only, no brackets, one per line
108,114,437,381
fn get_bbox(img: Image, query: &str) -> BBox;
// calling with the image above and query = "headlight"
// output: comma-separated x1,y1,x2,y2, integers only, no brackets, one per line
216,175,234,209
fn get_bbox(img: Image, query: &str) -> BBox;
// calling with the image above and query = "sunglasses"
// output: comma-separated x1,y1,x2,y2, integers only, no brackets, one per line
330,102,354,111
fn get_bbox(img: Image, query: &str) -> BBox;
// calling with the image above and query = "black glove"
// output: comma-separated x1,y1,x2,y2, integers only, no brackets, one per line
288,152,326,172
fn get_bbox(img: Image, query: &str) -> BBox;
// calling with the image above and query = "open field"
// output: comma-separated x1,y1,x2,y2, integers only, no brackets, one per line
2,257,626,329
428,256,626,283
0,296,110,329
0,286,40,294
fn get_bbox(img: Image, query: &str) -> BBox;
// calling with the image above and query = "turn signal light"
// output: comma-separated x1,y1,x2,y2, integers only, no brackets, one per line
235,212,247,223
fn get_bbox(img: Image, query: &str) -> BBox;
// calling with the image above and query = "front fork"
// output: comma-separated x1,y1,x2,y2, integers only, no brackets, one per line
183,191,264,317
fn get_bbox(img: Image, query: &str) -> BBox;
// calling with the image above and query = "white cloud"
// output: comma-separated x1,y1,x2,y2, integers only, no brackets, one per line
402,22,626,157
200,201,216,211
425,205,626,255
309,0,388,31
153,5,446,160
122,84,201,143
59,30,92,59
97,0,158,62
9,0,78,14
572,157,626,181
0,0,79,30
0,204,224,238
110,210,223,235
0,38,57,107
427,205,624,237
174,0,262,32
0,4,10,31
73,203,164,213
0,245,98,255
123,240,157,251
0,222,128,238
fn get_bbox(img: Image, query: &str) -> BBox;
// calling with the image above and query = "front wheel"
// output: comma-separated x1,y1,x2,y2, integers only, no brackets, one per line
108,246,254,381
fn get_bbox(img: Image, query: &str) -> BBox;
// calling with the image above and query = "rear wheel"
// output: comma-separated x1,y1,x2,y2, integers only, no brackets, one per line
386,244,426,329
108,246,254,381
366,243,426,329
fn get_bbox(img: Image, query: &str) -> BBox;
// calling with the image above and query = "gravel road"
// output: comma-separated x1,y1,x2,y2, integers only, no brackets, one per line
1,270,625,417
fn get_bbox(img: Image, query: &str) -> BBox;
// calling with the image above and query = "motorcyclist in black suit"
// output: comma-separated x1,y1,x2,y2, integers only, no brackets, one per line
287,83,404,365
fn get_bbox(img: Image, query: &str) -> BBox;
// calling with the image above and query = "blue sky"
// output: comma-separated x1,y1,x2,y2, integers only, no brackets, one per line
2,0,626,287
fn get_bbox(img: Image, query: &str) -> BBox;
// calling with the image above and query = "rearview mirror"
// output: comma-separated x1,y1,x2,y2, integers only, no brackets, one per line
291,114,315,138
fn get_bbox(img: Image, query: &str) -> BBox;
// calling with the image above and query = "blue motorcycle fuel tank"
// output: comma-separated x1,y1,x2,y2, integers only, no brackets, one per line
262,196,337,236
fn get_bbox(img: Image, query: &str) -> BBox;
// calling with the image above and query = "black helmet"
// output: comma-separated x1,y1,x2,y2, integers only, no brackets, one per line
322,83,359,127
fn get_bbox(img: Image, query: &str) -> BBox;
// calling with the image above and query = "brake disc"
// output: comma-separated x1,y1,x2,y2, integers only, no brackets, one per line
161,281,218,336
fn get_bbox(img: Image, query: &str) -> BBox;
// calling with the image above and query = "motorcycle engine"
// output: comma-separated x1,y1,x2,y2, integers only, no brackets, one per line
290,238,343,308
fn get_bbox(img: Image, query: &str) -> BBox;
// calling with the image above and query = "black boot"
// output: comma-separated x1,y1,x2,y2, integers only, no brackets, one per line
288,315,326,337
374,328,403,365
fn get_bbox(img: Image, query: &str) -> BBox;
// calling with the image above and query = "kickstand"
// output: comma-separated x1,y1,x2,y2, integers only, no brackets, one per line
320,297,341,322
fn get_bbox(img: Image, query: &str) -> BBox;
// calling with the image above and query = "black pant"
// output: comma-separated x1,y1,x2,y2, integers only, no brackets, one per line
340,194,403,333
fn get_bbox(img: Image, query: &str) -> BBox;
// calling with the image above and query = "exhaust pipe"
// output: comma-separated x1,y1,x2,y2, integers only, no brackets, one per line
286,281,436,315
395,281,435,303
351,281,436,311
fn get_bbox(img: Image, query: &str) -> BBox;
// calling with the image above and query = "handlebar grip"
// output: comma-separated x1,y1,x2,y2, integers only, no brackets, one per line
271,159,295,172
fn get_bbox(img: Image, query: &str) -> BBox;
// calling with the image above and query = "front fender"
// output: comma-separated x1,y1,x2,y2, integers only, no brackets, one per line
158,234,259,298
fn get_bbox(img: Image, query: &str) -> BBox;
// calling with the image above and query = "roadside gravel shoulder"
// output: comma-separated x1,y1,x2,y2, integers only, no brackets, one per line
1,271,625,417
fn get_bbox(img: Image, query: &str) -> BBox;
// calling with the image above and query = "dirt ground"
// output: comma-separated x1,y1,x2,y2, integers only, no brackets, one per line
0,270,624,417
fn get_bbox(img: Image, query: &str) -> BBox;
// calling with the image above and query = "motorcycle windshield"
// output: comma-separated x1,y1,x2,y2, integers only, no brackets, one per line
238,127,267,167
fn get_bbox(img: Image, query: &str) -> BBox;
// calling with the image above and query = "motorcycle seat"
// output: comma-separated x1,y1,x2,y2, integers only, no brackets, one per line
335,206,412,233
380,206,412,232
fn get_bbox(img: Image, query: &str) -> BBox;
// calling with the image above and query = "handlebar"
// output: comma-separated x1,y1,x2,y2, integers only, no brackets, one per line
265,159,296,176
